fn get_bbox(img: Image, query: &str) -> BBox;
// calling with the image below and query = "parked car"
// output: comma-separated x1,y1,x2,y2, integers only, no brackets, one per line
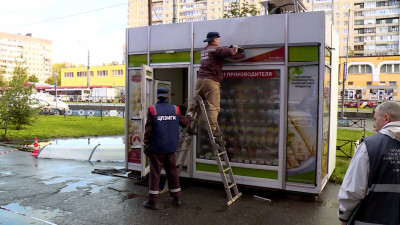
344,100,376,109
30,93,69,115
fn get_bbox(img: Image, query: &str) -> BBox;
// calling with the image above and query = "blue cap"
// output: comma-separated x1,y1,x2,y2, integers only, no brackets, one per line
157,87,169,98
204,32,220,42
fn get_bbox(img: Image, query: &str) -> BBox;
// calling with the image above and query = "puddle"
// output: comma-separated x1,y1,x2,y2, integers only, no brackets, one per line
37,136,125,162
88,184,102,194
52,136,125,146
59,181,89,193
0,203,65,225
43,177,69,185
0,171,12,176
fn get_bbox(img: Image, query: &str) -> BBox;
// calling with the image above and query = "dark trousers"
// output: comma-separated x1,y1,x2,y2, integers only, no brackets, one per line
148,152,181,202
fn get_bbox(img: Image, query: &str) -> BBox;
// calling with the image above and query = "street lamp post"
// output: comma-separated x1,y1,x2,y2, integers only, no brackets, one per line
78,41,90,89
86,50,90,89
54,71,57,110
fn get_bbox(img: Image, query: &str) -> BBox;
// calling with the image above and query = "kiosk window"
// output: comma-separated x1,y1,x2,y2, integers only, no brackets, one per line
196,70,281,166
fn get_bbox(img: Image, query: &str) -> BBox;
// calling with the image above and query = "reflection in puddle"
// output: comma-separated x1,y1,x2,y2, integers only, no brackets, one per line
0,171,12,176
0,203,66,225
60,181,88,193
38,135,125,162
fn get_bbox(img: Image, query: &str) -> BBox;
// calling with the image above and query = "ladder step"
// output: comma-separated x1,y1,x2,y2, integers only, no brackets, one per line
227,183,237,190
217,151,227,157
176,162,184,166
223,167,231,173
227,192,242,206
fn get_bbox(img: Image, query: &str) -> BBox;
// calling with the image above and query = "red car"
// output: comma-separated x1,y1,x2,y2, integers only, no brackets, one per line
344,100,376,108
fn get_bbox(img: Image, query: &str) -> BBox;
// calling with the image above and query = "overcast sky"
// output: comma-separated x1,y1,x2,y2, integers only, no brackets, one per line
0,0,128,66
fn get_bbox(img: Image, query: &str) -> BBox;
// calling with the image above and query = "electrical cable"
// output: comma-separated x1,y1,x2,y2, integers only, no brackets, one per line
0,1,131,29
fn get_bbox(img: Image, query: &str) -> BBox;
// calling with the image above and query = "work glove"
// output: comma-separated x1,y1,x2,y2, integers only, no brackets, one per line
143,144,152,156
229,45,239,49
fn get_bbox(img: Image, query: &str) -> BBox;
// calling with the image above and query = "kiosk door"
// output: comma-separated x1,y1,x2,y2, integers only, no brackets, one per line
140,64,155,177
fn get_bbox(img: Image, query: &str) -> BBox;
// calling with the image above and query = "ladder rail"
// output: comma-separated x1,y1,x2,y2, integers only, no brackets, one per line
195,95,241,206
161,95,241,206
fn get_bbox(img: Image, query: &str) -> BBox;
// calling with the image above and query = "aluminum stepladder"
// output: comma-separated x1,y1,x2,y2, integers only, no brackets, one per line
186,95,242,206
160,95,242,206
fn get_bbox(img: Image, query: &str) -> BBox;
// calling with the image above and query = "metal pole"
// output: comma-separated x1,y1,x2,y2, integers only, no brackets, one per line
341,62,347,118
148,0,152,26
54,71,58,111
341,9,350,118
173,0,177,23
87,50,90,89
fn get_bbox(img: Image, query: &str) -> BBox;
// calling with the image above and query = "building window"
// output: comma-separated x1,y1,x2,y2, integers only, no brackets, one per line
389,81,397,86
77,71,87,77
380,64,400,73
336,13,340,18
366,81,372,85
97,70,108,77
64,72,73,78
349,64,373,74
348,81,353,85
112,70,123,76
380,81,386,85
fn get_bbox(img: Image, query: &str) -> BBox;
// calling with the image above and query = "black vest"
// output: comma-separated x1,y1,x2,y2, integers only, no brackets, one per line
148,101,180,153
356,133,400,225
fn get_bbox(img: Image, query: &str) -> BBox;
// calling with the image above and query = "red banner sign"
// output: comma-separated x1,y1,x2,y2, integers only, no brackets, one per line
223,70,275,78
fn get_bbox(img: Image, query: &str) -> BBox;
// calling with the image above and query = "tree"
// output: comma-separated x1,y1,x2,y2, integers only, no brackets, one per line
51,63,66,86
348,49,355,57
0,63,38,130
223,1,259,18
0,68,6,88
27,75,39,83
45,76,55,86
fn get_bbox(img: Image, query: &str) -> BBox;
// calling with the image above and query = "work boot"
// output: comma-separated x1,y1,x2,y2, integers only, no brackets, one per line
142,200,159,210
187,127,197,135
172,197,182,206
214,137,226,147
212,130,223,137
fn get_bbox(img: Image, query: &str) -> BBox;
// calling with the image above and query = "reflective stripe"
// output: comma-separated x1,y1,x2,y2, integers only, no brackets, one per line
355,220,386,225
149,105,157,116
169,188,181,193
201,49,216,53
366,184,400,195
149,190,159,195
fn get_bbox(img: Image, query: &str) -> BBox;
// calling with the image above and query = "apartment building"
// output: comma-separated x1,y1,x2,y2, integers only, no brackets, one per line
0,32,52,82
60,64,125,94
128,0,264,27
305,0,400,57
339,55,400,101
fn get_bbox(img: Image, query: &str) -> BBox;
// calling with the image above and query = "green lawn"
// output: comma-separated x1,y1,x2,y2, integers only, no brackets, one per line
2,115,124,143
330,128,374,184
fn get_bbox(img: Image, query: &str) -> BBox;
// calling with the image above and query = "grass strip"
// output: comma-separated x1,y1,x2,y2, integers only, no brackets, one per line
2,115,124,142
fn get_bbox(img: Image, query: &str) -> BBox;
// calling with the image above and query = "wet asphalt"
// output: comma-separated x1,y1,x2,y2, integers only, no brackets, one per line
1,117,376,225
0,148,341,225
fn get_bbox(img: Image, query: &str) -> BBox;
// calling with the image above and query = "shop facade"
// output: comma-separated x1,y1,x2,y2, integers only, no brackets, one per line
125,12,339,194
339,55,400,101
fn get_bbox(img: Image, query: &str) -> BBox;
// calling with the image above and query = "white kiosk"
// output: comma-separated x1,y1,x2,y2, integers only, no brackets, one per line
125,11,339,194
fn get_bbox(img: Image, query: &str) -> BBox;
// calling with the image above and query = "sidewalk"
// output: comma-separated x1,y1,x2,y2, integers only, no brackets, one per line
0,149,340,225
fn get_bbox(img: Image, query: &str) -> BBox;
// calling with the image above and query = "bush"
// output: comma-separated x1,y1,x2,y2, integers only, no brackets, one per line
0,63,38,130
